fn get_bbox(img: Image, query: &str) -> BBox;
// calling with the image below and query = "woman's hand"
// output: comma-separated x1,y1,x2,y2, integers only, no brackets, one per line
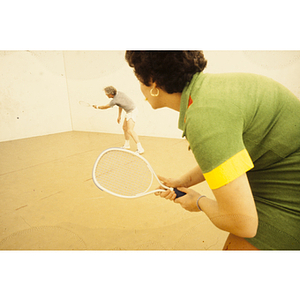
173,187,202,212
154,175,182,200
155,175,203,212
157,175,183,189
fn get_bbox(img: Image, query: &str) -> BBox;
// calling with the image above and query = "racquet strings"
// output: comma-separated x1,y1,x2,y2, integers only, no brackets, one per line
94,150,153,197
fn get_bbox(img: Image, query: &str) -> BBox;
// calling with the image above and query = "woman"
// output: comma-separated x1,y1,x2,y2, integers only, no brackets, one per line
125,51,300,250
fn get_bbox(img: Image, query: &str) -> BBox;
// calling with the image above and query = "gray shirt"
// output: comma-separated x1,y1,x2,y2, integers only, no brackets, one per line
108,91,136,113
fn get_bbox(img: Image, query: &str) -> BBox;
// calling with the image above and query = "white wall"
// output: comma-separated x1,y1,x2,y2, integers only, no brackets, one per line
0,51,72,142
65,50,300,139
204,51,300,98
65,50,183,139
1,51,300,142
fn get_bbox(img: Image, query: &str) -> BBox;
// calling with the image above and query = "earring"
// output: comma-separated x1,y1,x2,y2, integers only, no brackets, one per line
150,87,159,97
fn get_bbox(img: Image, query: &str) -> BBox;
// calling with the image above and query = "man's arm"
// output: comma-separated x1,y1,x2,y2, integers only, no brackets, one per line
117,107,122,123
93,104,111,109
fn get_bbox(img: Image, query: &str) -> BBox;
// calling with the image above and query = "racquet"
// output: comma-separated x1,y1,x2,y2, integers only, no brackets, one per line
79,101,91,107
92,148,186,199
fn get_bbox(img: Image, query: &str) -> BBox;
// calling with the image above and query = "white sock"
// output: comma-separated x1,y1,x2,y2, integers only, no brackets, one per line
137,142,143,150
124,140,130,147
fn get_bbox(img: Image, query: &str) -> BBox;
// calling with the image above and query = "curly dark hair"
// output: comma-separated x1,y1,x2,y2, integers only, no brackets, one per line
125,50,207,94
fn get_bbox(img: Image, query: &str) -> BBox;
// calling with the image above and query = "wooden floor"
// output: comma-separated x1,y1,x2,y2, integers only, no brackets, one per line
0,131,228,250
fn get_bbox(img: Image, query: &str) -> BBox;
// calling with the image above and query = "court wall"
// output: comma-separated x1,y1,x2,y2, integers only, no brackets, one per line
0,51,72,142
1,50,300,142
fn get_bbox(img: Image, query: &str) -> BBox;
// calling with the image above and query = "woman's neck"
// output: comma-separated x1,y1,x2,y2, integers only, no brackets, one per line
161,91,182,112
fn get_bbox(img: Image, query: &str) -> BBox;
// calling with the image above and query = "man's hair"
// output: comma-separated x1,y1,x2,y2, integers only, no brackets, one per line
125,51,207,94
104,86,117,95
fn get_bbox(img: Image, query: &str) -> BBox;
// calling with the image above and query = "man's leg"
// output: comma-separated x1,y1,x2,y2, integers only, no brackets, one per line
122,119,130,149
126,118,144,154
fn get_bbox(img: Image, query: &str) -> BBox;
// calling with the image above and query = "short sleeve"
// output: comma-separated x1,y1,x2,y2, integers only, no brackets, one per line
108,99,116,107
185,106,254,189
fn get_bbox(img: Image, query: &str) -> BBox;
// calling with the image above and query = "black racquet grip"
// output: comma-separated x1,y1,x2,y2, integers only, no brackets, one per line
174,188,186,198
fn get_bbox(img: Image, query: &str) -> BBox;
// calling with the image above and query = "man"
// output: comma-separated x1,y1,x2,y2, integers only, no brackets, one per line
93,86,144,154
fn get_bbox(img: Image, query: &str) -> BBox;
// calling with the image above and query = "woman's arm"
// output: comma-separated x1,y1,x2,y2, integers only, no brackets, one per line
175,173,258,238
158,165,205,189
178,165,206,187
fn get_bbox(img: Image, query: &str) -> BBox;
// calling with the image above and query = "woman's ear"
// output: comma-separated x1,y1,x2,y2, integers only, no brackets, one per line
149,81,157,89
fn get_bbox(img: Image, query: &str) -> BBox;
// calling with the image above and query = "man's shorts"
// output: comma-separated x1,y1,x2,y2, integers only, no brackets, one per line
125,108,138,123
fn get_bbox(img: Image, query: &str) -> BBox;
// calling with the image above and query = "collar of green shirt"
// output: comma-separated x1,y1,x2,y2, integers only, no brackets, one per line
178,72,204,137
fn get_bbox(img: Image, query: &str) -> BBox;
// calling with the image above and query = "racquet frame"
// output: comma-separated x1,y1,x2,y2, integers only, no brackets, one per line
79,101,91,107
92,148,182,198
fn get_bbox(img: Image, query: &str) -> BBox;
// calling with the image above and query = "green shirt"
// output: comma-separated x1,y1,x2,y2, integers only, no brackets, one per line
179,72,300,190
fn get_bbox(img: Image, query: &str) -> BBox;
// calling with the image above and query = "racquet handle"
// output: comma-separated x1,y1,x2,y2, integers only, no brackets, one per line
174,188,186,198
